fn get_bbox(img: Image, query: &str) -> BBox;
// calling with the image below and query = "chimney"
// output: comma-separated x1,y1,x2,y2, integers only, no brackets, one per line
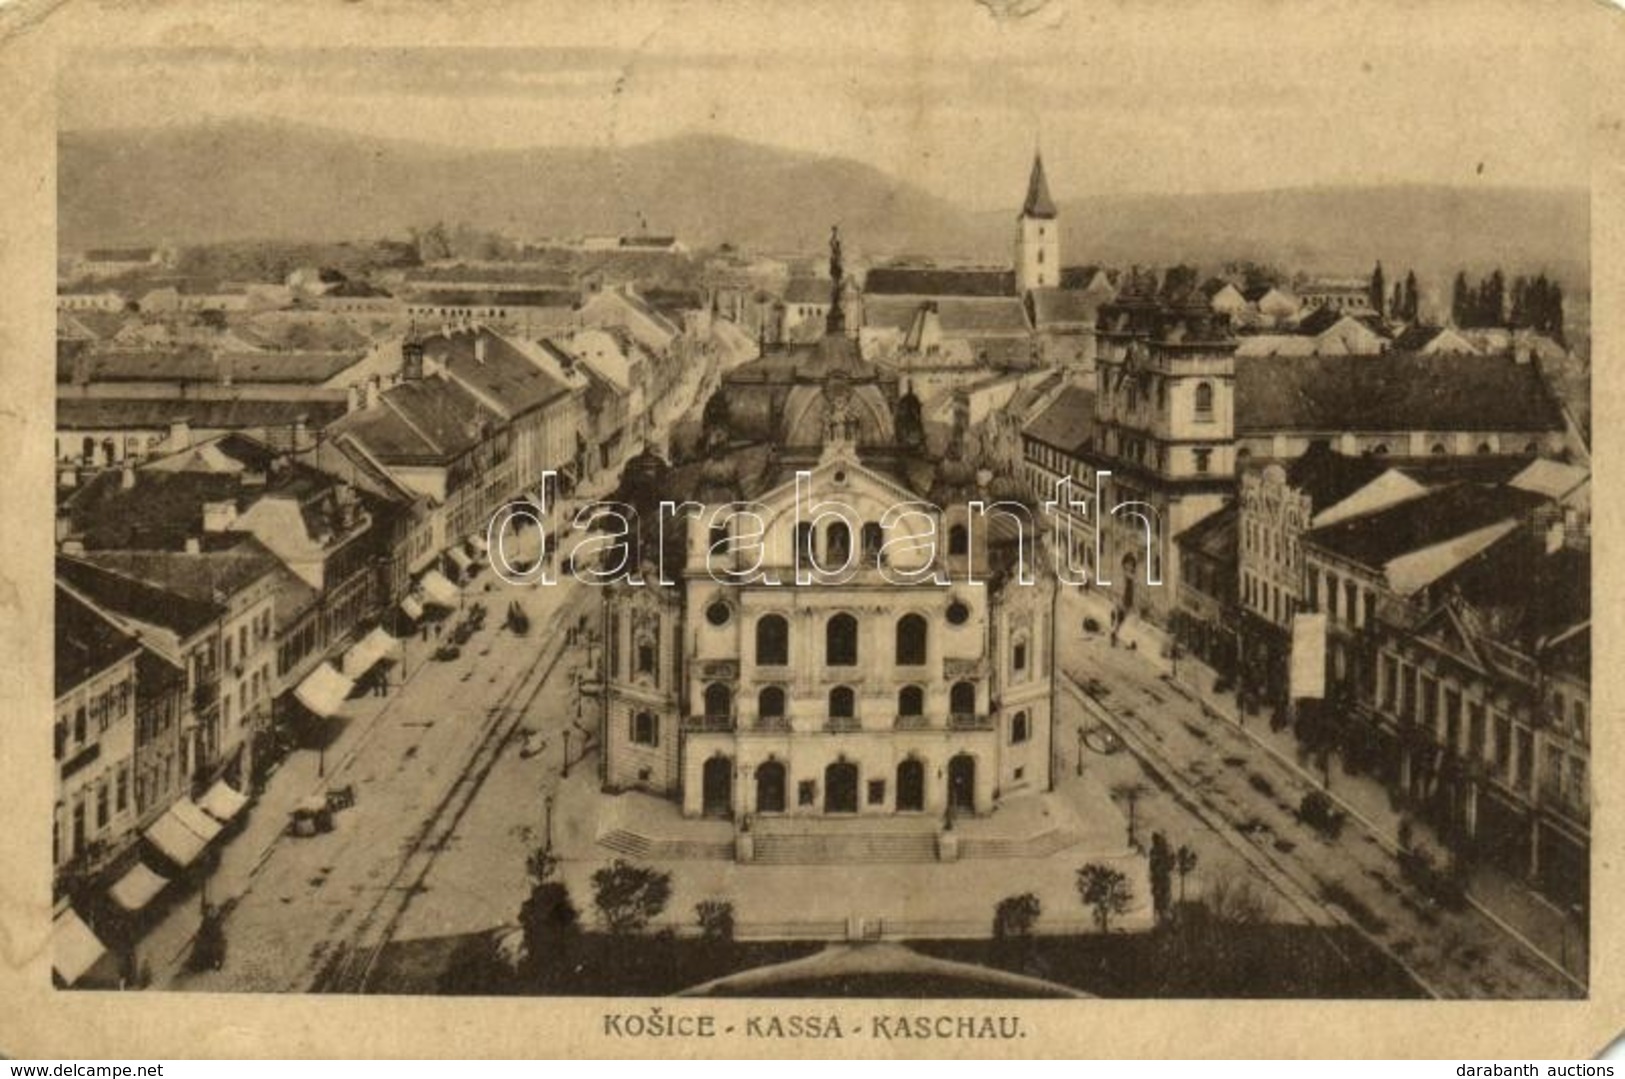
402,337,424,380
168,417,192,451
366,375,382,411
120,461,136,490
55,512,72,545
218,351,234,387
1546,518,1566,555
346,383,362,413
184,536,201,555
292,413,312,451
474,335,488,364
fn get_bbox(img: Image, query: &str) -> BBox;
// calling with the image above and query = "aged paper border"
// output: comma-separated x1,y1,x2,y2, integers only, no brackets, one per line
1,0,1621,1058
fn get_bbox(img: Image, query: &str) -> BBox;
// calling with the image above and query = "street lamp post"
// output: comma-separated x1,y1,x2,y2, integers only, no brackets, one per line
562,729,572,779
1076,726,1085,777
544,792,555,853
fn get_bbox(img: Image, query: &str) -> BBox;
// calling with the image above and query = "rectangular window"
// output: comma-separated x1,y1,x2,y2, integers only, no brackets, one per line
1516,729,1533,790
1326,575,1338,619
798,780,817,807
1494,713,1512,777
1381,656,1398,712
1013,643,1027,672
1345,580,1358,625
867,780,886,806
1307,572,1318,610
116,768,128,812
1574,699,1588,743
1420,676,1437,729
1400,666,1417,722
1194,448,1212,474
1468,702,1486,760
96,784,109,829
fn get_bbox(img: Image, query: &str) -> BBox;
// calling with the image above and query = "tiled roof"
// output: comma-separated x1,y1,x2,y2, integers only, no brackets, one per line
1021,153,1058,219
73,542,283,606
1434,534,1588,650
416,288,579,308
1022,385,1097,455
83,247,156,263
339,377,502,463
56,555,221,638
55,584,140,697
1028,287,1100,328
1175,503,1238,563
1303,483,1545,570
1281,443,1392,509
862,267,1016,298
421,328,573,415
783,277,832,305
405,266,575,288
56,397,347,432
865,296,1031,336
1235,353,1565,434
217,351,365,383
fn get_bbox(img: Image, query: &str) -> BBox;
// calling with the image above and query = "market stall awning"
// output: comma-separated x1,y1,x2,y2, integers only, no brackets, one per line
52,908,109,987
108,862,170,914
144,798,223,868
198,778,249,824
420,570,459,608
342,627,402,679
400,595,424,621
445,546,473,572
293,662,354,719
468,532,489,554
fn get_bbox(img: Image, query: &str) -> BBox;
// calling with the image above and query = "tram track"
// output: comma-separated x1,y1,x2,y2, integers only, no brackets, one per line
309,585,591,993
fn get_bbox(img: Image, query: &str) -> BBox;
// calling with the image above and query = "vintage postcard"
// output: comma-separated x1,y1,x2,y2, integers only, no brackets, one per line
1,0,1622,1059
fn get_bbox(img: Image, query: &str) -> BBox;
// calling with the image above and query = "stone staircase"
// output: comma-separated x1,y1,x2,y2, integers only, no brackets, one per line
597,827,734,861
750,828,938,865
956,828,1080,860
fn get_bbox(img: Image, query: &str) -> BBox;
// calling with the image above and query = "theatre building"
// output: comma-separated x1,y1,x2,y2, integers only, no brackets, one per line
596,230,1056,831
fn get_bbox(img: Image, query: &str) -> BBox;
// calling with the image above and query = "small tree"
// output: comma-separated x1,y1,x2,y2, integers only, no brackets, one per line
1110,781,1151,848
1076,863,1134,934
993,892,1043,940
1174,845,1199,907
1148,832,1174,923
518,879,579,987
695,899,736,944
591,859,673,935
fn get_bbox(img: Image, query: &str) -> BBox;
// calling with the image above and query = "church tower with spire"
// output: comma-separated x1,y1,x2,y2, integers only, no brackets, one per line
1014,151,1060,293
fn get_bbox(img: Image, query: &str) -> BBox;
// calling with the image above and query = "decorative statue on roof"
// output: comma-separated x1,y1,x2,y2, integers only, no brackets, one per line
826,225,847,336
829,224,844,286
894,381,925,451
701,389,732,453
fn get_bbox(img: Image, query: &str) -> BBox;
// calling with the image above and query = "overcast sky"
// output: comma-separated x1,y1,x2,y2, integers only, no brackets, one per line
58,1,1596,209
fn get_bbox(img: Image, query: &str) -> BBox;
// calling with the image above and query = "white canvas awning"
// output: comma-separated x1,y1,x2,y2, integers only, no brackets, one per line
445,546,473,572
294,662,354,719
108,862,170,913
343,627,402,679
420,570,459,608
52,908,108,986
144,798,223,868
468,531,489,553
400,595,425,621
198,778,249,824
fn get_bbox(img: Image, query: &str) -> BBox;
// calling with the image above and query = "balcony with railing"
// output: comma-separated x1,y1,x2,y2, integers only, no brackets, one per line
682,713,735,733
894,715,931,731
948,712,993,731
823,716,862,734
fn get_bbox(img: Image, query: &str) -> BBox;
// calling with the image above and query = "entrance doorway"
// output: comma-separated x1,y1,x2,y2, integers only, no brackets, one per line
824,760,858,813
702,755,732,818
755,760,786,814
948,754,976,813
896,758,925,812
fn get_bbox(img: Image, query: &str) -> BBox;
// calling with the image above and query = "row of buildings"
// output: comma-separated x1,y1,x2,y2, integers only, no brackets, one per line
50,315,730,986
1016,277,1588,904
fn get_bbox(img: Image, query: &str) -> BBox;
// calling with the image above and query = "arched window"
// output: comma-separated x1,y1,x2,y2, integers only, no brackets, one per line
950,681,976,718
829,685,856,719
1011,710,1030,744
631,711,658,746
948,523,969,557
1370,443,1389,456
861,522,883,563
825,520,852,565
1477,442,1493,454
826,613,858,666
895,614,928,666
703,683,732,720
755,615,789,666
1194,381,1214,419
1012,634,1029,674
898,685,924,718
1431,442,1447,455
758,686,785,720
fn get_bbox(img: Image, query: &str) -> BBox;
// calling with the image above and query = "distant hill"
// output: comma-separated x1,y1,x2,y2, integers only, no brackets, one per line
60,120,1588,289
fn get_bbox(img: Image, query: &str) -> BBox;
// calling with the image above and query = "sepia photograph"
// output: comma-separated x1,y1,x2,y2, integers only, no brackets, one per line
8,0,1622,1059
